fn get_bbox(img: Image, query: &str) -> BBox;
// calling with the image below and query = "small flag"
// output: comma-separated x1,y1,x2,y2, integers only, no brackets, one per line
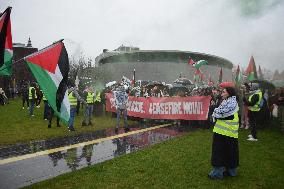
208,74,214,86
245,56,258,81
258,65,264,80
234,65,243,85
194,69,202,83
188,56,195,65
194,60,208,70
0,7,13,76
218,67,223,83
25,40,70,123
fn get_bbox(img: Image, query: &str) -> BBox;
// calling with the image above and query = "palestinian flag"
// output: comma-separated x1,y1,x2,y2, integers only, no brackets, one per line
194,60,208,70
234,65,243,85
208,74,214,86
194,69,202,83
218,67,223,83
25,40,70,123
245,56,258,81
0,7,13,76
258,65,264,80
188,56,195,66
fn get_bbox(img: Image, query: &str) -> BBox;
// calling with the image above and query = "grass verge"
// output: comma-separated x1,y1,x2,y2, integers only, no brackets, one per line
0,98,135,146
25,122,284,189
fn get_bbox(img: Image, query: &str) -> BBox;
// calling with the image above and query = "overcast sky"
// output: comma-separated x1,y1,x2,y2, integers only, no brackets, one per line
1,0,284,71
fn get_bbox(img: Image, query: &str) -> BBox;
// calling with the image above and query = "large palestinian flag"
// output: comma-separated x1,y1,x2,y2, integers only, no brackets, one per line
0,7,13,76
25,41,70,123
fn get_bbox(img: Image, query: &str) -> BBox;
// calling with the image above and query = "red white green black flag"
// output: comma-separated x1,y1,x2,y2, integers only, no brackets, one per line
245,56,258,81
24,40,70,123
0,7,13,76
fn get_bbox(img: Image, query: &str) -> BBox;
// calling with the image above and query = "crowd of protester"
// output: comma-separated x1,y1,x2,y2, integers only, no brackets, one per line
1,76,284,135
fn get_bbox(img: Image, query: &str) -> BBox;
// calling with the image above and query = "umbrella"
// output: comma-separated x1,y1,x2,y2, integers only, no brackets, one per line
169,83,189,96
252,79,275,90
106,81,117,88
145,81,165,89
173,78,193,85
219,82,235,88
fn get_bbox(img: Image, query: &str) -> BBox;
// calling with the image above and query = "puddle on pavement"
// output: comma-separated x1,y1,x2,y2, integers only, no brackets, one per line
0,123,196,189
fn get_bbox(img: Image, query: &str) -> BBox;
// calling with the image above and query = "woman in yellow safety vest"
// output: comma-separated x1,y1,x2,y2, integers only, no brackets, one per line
209,87,239,179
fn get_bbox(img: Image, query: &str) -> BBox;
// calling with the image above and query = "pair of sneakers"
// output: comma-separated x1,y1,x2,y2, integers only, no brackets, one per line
247,134,258,141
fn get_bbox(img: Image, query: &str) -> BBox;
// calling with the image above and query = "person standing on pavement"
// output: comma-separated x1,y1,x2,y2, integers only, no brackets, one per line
28,82,37,117
82,86,95,126
68,84,87,131
113,84,129,133
243,83,263,141
209,87,239,179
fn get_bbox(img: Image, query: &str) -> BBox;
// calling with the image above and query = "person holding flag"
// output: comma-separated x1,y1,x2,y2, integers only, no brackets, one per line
24,39,80,131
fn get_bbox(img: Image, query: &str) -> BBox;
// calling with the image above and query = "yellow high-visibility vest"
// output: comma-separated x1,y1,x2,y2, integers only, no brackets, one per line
68,92,77,106
87,92,95,104
213,112,239,138
95,91,101,102
248,91,262,112
28,87,37,100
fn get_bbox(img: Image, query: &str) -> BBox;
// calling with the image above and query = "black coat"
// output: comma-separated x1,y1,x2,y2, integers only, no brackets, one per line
211,114,239,168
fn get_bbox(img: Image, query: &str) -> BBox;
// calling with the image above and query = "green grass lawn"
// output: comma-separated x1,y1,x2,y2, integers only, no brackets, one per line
25,122,284,189
0,98,135,146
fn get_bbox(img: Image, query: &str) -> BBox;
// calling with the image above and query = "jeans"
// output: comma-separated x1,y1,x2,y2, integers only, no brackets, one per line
116,108,128,128
83,104,94,125
29,100,35,116
68,106,77,129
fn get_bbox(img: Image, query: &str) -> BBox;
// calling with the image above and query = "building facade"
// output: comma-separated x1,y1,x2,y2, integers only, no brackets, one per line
95,46,234,84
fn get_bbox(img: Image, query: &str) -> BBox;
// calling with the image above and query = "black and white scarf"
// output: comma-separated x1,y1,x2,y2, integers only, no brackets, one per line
212,96,239,119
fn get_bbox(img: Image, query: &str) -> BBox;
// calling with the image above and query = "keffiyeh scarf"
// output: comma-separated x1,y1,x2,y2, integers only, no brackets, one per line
212,96,239,118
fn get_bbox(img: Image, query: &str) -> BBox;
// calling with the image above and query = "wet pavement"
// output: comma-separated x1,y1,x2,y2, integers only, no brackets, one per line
0,123,194,189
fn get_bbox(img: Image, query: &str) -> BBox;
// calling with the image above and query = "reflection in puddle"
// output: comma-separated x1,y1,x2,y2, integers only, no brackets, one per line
0,124,193,189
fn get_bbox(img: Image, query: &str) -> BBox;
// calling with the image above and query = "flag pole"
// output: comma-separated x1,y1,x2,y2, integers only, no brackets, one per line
0,7,12,17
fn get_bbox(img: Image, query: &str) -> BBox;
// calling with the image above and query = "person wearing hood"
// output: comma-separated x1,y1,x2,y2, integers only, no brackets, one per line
209,87,239,179
243,83,263,141
68,84,87,131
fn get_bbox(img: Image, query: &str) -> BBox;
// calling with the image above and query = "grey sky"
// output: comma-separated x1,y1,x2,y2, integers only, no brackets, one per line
1,0,284,71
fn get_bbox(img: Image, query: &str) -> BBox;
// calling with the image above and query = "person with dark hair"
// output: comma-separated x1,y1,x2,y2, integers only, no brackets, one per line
209,87,239,179
243,83,263,141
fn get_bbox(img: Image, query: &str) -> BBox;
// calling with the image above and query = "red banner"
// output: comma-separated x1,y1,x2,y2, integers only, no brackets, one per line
105,93,211,120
